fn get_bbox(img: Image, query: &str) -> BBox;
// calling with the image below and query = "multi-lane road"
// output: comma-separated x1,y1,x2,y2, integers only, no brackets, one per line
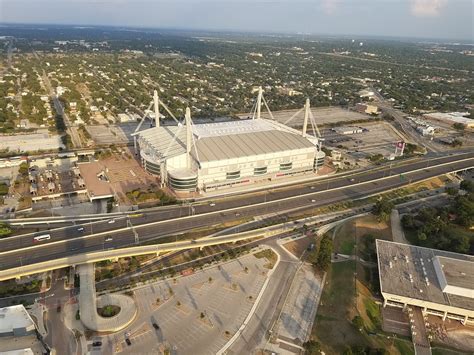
0,151,472,272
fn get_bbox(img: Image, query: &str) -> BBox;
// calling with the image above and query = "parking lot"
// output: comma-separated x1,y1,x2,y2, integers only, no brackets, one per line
87,123,138,146
322,121,404,158
98,252,270,355
239,106,370,128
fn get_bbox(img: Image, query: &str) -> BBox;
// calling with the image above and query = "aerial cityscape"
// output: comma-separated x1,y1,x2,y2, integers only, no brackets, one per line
0,0,473,354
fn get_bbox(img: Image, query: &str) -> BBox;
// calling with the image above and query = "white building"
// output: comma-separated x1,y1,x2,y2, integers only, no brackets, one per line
332,126,364,135
377,240,474,325
135,89,325,193
423,112,474,128
0,305,36,337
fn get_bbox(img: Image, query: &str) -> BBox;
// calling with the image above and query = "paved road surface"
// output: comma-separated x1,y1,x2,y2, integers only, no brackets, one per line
0,153,472,271
43,270,79,355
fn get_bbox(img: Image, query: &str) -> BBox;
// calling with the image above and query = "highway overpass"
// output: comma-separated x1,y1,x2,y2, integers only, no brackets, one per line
0,152,472,274
0,224,289,281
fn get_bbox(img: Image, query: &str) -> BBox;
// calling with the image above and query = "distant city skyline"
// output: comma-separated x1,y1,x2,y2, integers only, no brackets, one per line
0,0,472,41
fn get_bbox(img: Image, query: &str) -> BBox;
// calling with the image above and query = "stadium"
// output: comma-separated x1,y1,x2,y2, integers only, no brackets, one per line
134,88,325,193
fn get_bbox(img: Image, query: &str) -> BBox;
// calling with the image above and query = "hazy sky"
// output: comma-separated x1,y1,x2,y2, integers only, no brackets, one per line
0,0,473,40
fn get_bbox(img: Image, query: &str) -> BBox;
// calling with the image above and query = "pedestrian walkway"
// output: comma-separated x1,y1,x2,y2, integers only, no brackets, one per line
391,209,409,244
77,264,137,332
408,306,432,355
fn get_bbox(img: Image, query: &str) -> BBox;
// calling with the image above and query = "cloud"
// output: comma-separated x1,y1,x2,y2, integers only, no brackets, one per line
410,0,448,17
321,0,338,14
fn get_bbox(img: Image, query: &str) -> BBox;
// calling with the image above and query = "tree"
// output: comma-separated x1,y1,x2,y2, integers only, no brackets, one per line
303,340,321,354
0,223,12,238
452,122,465,131
315,234,333,271
372,198,394,222
352,315,364,331
417,232,427,241
460,180,474,193
445,186,458,196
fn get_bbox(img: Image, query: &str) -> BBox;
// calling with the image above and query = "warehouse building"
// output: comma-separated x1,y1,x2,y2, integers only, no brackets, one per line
135,89,325,193
376,240,474,325
423,112,474,128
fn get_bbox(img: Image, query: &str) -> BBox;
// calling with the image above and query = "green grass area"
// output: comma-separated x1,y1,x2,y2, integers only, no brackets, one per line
394,339,415,355
332,223,356,255
310,216,415,354
313,261,367,353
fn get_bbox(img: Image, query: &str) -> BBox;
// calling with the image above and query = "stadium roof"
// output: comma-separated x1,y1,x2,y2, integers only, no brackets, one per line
376,240,474,311
137,119,317,163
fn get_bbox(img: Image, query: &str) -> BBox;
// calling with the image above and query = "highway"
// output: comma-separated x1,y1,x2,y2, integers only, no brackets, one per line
369,85,441,153
0,152,472,272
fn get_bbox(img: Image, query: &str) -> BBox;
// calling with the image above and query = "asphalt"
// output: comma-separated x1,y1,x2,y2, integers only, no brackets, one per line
0,152,472,271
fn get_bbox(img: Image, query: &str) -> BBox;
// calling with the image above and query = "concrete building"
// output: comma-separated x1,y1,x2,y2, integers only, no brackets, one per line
416,125,435,136
0,305,36,337
355,103,380,115
376,240,474,325
135,90,325,193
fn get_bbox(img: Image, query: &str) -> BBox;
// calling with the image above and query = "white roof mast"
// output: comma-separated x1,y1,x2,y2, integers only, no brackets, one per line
303,98,310,138
256,86,263,120
153,90,160,128
185,107,192,168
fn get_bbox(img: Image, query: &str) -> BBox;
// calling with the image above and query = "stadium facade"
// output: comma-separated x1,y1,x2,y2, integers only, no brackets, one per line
134,89,325,193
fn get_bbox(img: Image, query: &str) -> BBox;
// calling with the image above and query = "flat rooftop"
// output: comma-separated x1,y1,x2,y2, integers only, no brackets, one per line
0,305,35,334
437,256,474,290
376,240,474,311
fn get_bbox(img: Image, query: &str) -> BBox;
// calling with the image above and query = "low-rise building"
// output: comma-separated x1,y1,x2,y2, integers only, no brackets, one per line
423,112,474,128
376,240,474,325
355,103,380,115
0,305,36,337
332,126,364,135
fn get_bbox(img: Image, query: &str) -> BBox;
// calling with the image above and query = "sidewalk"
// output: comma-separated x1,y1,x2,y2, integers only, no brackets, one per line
390,209,409,244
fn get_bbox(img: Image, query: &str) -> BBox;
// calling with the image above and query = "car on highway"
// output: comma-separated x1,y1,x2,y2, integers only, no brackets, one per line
311,199,316,203
209,203,216,207
105,236,113,242
34,234,51,242
77,227,85,232
108,219,116,224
